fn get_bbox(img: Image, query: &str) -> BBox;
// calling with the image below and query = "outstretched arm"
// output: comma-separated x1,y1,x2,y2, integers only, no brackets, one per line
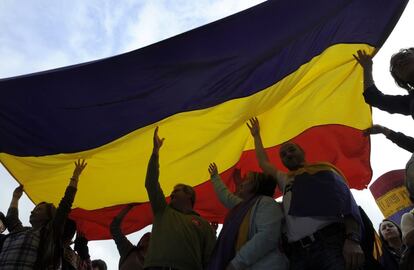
145,127,167,213
247,118,285,190
74,232,91,261
365,124,414,153
208,163,242,208
354,50,412,115
110,204,135,260
53,159,87,235
6,185,24,232
247,118,278,176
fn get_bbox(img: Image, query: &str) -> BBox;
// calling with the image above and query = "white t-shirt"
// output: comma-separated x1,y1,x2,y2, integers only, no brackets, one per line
276,171,341,242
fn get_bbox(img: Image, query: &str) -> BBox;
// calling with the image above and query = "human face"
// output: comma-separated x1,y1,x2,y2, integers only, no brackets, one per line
279,143,305,170
30,203,51,227
380,221,401,241
235,173,256,200
170,185,192,206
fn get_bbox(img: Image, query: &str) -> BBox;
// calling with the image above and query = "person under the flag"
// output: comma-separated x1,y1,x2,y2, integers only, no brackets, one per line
378,219,406,270
207,162,288,270
364,124,414,200
143,127,216,270
0,160,87,270
110,204,151,270
353,48,414,119
247,117,364,270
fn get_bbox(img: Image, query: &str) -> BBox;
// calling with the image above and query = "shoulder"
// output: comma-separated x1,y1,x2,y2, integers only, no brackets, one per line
256,196,283,215
257,196,279,205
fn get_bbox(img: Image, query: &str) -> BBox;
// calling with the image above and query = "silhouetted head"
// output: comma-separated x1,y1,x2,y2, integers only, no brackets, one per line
170,184,196,209
30,202,56,229
279,142,306,171
390,48,414,91
92,259,107,270
236,172,276,200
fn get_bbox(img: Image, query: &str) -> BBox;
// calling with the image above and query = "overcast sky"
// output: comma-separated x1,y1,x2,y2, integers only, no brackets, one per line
1,1,413,269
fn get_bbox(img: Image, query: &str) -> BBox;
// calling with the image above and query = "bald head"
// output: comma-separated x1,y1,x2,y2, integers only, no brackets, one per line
279,142,305,170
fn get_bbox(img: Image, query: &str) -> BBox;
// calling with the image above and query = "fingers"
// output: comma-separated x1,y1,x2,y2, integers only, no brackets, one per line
208,163,217,176
249,117,258,126
247,117,259,131
355,253,364,269
363,127,372,136
153,127,165,149
345,253,354,270
154,126,159,137
345,252,364,270
13,185,24,198
353,49,373,62
74,159,88,171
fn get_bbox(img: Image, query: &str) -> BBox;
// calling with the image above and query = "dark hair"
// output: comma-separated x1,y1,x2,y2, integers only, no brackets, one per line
378,219,403,246
92,259,107,270
36,202,57,220
251,172,277,197
174,184,196,207
390,47,414,90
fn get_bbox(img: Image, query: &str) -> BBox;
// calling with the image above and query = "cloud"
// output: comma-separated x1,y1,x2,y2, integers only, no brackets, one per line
0,0,266,79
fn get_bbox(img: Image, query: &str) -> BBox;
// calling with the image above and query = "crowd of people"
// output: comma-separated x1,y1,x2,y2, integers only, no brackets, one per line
0,48,414,270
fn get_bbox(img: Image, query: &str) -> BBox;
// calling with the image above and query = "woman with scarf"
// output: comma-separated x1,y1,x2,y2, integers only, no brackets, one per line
378,219,406,270
207,163,288,270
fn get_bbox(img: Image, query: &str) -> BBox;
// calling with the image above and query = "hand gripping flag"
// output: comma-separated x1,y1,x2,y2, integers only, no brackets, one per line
0,0,408,239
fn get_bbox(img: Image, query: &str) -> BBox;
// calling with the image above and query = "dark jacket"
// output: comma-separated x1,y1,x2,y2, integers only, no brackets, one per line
363,84,414,119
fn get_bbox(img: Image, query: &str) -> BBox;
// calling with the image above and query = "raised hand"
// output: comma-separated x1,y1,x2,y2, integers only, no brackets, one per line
246,117,260,137
364,124,390,136
72,159,87,181
208,163,218,177
10,185,24,208
153,127,165,154
13,185,24,200
353,50,373,70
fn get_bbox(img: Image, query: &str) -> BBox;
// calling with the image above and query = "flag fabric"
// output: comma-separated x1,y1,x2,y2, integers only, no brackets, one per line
0,0,408,239
370,169,414,225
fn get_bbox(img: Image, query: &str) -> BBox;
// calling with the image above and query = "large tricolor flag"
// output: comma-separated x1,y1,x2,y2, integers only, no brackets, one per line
0,0,408,239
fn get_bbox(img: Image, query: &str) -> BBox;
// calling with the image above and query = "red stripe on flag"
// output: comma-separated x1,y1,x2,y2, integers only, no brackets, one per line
71,124,371,240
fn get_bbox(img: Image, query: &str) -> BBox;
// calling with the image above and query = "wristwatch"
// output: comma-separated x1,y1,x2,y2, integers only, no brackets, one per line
346,232,361,244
